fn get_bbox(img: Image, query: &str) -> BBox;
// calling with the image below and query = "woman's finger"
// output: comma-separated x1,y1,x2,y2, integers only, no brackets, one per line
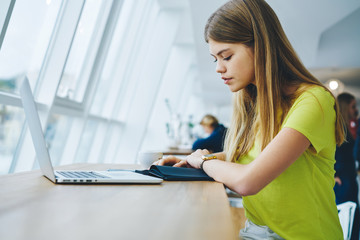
173,160,187,168
155,156,182,166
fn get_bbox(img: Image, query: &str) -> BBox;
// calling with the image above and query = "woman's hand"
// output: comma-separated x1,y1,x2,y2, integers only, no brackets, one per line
186,149,210,169
152,155,190,168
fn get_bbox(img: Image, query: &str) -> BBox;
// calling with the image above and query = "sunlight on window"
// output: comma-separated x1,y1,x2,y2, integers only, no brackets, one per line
0,0,61,93
74,119,98,163
57,0,103,102
44,114,73,166
90,0,134,117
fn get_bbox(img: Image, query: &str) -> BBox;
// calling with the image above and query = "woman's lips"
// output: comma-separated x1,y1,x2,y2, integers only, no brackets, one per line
222,77,232,84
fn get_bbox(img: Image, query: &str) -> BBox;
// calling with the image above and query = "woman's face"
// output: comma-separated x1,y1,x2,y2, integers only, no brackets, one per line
202,125,214,134
209,39,255,92
349,99,358,120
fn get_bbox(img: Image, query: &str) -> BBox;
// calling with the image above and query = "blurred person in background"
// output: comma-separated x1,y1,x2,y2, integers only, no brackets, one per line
349,95,358,169
335,92,360,240
355,118,360,168
349,104,359,140
192,114,227,153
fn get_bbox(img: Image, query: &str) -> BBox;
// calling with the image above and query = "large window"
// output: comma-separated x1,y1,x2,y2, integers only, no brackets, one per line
0,0,198,175
0,0,63,174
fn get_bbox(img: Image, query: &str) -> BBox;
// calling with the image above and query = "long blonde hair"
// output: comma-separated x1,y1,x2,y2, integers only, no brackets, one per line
204,0,345,162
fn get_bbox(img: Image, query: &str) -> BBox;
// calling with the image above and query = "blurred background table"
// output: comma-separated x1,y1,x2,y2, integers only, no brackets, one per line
162,148,193,156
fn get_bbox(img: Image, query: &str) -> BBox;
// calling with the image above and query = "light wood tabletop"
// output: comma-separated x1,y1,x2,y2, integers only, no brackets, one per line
0,163,237,240
161,148,194,156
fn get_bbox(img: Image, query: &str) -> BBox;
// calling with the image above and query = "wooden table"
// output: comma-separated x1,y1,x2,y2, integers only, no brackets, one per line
0,164,236,240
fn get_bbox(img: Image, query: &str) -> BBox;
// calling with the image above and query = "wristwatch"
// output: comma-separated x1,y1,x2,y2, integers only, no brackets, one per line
200,154,217,170
201,154,217,160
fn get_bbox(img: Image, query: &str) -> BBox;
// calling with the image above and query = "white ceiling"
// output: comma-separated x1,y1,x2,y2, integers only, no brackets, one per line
176,0,360,105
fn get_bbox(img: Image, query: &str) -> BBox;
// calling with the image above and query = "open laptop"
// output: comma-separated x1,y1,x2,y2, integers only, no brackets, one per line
19,77,162,184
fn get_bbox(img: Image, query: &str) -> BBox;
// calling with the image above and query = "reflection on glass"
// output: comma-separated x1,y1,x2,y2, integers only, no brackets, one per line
44,114,73,166
0,0,62,93
0,104,25,174
74,119,98,163
57,0,103,102
90,0,134,116
103,123,122,163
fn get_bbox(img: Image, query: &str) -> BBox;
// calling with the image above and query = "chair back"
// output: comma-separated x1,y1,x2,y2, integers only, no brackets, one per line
337,201,357,240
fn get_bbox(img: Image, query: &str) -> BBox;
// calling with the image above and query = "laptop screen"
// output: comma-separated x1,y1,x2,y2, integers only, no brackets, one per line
19,77,56,182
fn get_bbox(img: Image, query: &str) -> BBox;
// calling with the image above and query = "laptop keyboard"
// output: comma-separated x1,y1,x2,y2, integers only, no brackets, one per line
56,171,110,179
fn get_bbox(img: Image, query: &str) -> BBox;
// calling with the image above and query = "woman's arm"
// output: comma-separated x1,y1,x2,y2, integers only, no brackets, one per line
214,151,226,160
187,127,310,196
189,151,226,161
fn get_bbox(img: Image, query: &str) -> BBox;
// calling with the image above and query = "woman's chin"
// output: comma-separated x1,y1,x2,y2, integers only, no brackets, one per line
228,85,242,92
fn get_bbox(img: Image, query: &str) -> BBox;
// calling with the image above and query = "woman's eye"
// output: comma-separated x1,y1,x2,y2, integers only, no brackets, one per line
213,58,217,63
224,55,232,61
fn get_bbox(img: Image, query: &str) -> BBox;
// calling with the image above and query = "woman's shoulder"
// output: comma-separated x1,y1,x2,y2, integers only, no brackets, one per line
214,124,227,134
295,85,334,106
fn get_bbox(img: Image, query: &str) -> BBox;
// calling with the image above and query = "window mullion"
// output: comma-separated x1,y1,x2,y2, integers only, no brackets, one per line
0,0,16,51
36,0,85,106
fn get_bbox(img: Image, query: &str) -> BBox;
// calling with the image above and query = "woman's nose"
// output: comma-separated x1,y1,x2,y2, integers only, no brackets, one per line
216,62,226,73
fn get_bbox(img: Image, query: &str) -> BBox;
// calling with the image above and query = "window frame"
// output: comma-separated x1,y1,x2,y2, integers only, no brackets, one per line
0,0,15,51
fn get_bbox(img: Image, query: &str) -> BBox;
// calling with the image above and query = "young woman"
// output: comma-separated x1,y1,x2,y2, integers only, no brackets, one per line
335,92,360,240
192,114,227,153
154,0,345,238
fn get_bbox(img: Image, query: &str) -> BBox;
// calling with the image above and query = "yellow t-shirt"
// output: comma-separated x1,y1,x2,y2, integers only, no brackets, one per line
237,86,343,239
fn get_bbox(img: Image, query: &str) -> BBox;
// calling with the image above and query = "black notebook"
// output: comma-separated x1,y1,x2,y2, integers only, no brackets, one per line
135,165,214,181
